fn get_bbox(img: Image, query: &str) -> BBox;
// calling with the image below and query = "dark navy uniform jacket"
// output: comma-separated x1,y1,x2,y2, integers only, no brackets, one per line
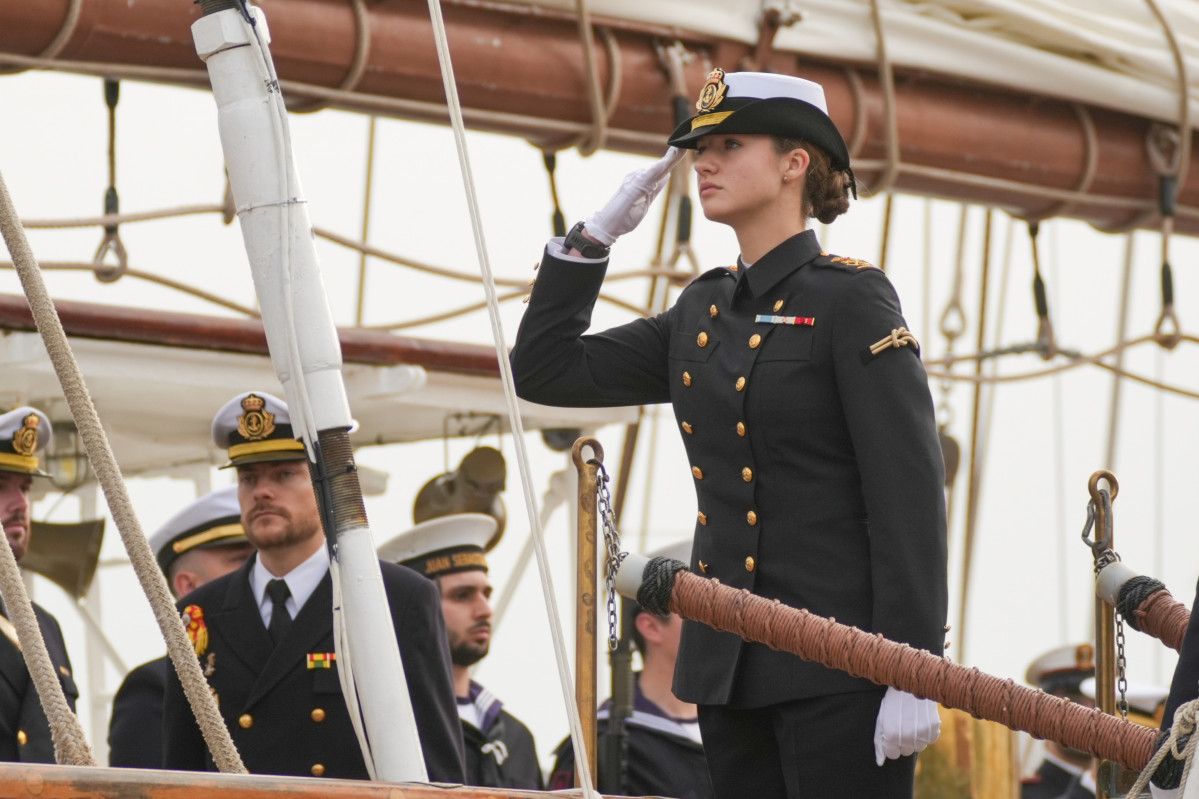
548,675,713,799
513,230,948,707
1162,576,1199,729
108,655,167,768
0,603,76,763
161,554,466,781
458,681,542,789
1020,759,1094,799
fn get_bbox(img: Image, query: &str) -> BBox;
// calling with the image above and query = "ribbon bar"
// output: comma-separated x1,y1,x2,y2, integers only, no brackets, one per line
755,315,815,326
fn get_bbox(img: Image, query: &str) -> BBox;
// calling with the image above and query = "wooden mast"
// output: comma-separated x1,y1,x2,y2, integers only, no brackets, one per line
3,0,1199,235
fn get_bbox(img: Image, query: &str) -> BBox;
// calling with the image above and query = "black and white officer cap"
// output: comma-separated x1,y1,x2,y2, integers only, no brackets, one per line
148,485,248,575
0,406,52,477
1025,642,1095,696
211,391,307,468
378,513,498,579
667,68,855,195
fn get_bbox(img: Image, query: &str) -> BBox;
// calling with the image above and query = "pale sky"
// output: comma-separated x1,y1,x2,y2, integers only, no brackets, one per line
1,63,1198,774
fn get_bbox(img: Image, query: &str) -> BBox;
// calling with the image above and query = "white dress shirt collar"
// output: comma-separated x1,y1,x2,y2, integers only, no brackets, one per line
249,543,330,629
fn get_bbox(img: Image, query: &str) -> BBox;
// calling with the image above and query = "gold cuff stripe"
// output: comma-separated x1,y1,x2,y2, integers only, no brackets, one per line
172,523,246,554
0,453,38,472
228,439,306,459
691,111,734,131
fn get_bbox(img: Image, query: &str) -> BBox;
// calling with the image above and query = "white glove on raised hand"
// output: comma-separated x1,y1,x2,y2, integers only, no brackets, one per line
873,687,942,766
584,146,686,246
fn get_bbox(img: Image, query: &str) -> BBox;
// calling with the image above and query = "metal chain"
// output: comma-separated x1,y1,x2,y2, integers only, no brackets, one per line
1115,613,1129,719
595,461,626,652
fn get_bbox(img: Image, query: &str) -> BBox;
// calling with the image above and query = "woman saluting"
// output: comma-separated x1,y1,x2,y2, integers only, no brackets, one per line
512,69,948,799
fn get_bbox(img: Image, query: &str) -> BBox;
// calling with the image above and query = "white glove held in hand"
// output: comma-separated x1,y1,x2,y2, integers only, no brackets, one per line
584,146,686,246
873,687,941,766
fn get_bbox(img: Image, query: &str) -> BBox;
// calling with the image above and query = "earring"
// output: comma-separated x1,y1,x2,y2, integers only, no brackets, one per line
782,176,789,183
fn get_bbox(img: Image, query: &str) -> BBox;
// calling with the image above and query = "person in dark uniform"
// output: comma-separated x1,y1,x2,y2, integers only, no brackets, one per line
161,391,465,781
511,69,947,799
379,513,542,790
0,406,78,763
107,485,253,768
1020,644,1097,799
548,541,713,799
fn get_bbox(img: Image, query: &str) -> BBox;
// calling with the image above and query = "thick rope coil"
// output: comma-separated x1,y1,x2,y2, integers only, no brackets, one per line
0,520,93,765
667,569,1158,769
1119,576,1168,627
1117,577,1191,652
0,168,248,773
635,556,688,617
1129,700,1199,794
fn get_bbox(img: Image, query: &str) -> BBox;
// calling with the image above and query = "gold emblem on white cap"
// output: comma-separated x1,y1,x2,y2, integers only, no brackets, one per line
237,394,276,441
696,68,729,114
12,414,39,457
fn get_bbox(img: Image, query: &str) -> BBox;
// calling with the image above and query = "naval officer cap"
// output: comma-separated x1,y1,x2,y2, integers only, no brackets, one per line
1079,676,1168,728
212,391,307,468
378,513,498,579
1025,642,1095,697
0,406,53,477
667,68,855,196
148,485,247,575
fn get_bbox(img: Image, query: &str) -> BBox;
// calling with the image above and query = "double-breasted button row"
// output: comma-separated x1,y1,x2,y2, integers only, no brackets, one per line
693,558,754,574
746,510,758,526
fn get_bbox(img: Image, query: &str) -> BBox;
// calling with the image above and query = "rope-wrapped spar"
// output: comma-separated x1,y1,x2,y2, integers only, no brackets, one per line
1098,561,1190,652
618,555,1158,771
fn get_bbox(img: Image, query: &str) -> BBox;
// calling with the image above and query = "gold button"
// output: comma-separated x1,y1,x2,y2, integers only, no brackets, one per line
311,764,325,777
238,714,253,729
311,708,326,723
745,557,756,572
742,467,753,482
697,512,707,526
737,422,746,437
747,510,758,525
16,730,26,746
773,300,784,312
735,376,746,391
699,561,709,574
749,334,761,349
681,421,693,434
709,305,719,318
683,371,692,387
697,331,709,347
692,466,703,480
59,665,70,676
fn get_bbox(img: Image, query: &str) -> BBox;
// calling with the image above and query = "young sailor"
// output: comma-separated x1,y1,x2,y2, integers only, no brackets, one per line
0,407,77,763
160,391,465,781
511,69,948,798
380,513,543,790
108,485,254,768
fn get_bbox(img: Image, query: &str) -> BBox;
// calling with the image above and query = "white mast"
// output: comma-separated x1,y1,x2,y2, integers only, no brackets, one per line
190,3,425,782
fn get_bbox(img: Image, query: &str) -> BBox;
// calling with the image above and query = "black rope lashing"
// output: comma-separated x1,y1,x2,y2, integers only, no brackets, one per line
1150,729,1189,789
542,151,566,238
1117,575,1168,631
636,556,687,617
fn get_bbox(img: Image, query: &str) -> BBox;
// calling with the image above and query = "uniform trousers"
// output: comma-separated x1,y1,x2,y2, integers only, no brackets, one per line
697,688,916,799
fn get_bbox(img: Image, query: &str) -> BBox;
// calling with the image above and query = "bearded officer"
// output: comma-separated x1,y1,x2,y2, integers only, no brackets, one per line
161,391,465,780
0,406,78,762
380,513,542,789
107,485,254,768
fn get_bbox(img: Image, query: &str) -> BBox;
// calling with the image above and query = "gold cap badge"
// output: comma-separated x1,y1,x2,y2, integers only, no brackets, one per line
696,68,728,114
237,394,276,441
12,414,39,457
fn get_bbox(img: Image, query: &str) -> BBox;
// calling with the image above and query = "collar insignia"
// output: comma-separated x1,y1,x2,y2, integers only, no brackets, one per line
237,394,276,441
696,68,729,114
12,414,39,457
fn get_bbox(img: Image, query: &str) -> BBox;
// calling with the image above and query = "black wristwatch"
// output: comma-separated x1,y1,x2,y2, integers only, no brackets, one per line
564,221,611,259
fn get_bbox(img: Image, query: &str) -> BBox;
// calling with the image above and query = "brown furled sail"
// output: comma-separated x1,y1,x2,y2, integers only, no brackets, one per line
2,0,1199,235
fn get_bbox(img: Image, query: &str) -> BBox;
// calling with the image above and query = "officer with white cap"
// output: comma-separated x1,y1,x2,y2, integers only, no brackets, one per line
548,539,713,798
0,406,77,763
107,486,253,768
379,512,542,790
1021,643,1096,799
161,391,465,781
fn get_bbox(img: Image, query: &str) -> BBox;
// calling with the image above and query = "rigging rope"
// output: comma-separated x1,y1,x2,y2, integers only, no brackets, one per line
867,0,900,194
423,0,599,793
0,168,247,773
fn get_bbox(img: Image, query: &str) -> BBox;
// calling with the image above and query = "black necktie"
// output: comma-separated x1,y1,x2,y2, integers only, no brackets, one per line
266,579,292,644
